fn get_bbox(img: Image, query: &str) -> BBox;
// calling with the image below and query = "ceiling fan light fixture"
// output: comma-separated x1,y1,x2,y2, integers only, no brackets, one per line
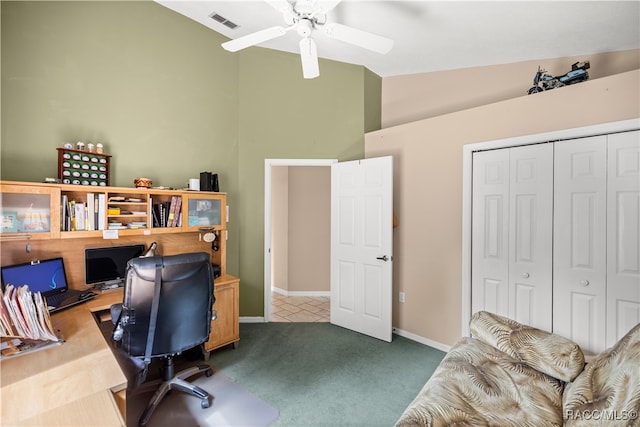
293,0,318,17
221,0,394,79
296,19,314,37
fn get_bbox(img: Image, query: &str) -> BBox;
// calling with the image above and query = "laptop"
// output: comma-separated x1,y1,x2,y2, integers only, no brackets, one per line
1,258,96,314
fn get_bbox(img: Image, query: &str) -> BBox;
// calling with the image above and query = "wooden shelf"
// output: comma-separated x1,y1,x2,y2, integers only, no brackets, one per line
1,180,238,363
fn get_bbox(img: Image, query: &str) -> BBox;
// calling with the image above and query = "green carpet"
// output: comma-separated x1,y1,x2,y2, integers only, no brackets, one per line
210,322,446,427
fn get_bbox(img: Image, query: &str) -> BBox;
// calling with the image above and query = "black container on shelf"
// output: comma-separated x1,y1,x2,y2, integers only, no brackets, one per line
199,172,219,192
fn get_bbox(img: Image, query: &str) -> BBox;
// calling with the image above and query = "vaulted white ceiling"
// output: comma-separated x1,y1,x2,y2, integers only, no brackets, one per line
156,1,640,77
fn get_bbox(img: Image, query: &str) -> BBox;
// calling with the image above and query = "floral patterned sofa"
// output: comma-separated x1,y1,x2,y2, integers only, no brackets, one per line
396,311,640,427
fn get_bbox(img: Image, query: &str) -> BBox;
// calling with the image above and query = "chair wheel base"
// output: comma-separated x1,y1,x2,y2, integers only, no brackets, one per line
201,397,211,409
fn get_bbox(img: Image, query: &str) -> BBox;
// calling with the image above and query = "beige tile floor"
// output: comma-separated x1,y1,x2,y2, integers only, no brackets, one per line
271,292,330,322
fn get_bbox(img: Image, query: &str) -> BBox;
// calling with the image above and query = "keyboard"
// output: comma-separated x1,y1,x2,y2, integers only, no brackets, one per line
46,292,71,307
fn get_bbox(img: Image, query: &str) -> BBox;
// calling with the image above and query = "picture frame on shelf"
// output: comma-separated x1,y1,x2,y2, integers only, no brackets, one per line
0,211,18,233
17,209,49,233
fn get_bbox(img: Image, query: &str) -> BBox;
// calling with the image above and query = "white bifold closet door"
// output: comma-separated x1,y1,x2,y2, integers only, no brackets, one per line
553,136,608,353
472,144,553,331
554,130,639,353
606,130,640,348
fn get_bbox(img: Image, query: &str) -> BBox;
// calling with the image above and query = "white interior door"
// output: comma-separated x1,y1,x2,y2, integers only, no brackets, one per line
471,149,510,317
471,145,552,331
553,136,607,353
607,130,640,347
508,144,553,331
330,156,393,342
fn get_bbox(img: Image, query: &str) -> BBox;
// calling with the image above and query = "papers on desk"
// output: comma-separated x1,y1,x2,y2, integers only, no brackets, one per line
1,285,62,359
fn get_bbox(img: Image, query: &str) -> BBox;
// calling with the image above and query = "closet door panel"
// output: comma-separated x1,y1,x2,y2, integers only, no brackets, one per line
508,144,553,331
554,136,607,353
472,149,509,317
607,130,640,347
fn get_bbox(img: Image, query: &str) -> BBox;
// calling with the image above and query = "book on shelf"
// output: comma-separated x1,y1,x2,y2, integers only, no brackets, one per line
167,196,182,227
74,202,85,231
173,196,182,227
1,284,62,359
86,193,95,231
152,201,172,228
97,193,106,230
60,194,68,231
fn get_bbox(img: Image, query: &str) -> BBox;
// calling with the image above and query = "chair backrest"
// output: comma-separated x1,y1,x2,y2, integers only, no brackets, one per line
119,252,214,358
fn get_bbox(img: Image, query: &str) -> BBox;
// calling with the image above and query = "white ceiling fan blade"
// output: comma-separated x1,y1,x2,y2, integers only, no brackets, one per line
323,23,394,54
299,37,319,79
221,26,288,52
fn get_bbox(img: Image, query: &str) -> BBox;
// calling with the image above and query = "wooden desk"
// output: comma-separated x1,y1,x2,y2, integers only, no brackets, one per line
0,290,127,426
0,274,239,425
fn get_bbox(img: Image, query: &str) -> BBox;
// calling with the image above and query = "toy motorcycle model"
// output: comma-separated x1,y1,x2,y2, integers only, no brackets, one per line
528,61,590,94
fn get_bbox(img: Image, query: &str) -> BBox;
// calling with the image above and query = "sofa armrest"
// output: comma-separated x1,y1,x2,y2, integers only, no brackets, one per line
563,323,640,426
470,311,585,382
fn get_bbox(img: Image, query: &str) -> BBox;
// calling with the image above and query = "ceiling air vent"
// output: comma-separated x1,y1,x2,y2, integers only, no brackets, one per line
210,13,238,30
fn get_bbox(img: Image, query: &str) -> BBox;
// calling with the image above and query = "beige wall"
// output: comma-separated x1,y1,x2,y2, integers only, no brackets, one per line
288,166,330,293
271,166,331,293
366,69,639,348
382,49,640,128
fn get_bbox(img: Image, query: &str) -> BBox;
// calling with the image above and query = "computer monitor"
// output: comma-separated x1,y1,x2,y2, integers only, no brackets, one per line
85,244,145,289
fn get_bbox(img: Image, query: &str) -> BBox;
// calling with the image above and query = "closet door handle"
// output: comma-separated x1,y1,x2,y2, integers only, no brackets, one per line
580,280,590,286
522,272,530,279
376,255,389,262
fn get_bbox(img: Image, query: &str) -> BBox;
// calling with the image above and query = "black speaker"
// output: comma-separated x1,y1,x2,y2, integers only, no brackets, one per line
200,172,212,191
200,172,219,192
211,174,219,192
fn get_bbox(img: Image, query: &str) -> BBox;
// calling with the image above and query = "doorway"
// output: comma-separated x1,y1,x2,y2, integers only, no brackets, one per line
264,159,337,322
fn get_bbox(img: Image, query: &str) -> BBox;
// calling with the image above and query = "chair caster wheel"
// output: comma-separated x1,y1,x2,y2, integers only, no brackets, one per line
205,368,213,377
201,397,211,409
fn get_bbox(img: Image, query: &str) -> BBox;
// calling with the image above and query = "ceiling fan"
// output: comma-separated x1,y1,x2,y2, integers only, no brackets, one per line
221,0,394,79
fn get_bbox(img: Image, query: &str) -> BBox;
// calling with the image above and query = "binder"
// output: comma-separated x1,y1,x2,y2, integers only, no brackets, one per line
97,194,106,230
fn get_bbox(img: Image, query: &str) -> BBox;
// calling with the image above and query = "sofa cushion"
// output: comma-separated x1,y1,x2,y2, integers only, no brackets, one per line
470,311,585,382
395,337,566,427
563,322,640,426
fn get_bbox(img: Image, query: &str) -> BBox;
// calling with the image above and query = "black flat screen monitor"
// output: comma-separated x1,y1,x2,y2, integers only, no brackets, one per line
85,244,145,288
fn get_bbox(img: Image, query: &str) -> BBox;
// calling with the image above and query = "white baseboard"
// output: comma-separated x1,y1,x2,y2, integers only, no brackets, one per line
240,316,266,323
238,315,451,353
392,327,451,353
271,287,330,298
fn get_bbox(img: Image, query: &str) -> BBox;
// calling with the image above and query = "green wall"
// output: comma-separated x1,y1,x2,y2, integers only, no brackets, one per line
236,48,373,315
1,1,381,317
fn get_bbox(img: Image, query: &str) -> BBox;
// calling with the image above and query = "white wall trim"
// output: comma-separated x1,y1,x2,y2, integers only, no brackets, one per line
272,287,331,298
237,319,451,352
240,316,266,323
393,327,451,353
264,159,338,323
461,118,640,337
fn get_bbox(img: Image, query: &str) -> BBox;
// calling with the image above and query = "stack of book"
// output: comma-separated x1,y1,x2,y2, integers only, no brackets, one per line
151,196,182,228
61,193,106,231
0,285,62,358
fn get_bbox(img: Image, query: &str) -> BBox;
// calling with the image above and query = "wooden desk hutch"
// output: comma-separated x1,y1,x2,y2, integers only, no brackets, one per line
0,180,239,425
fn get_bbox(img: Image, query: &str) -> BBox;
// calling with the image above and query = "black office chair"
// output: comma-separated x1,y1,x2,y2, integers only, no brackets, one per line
111,252,216,426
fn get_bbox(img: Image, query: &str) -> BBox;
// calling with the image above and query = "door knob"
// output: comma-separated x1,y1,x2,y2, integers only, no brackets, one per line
580,280,590,286
522,272,530,279
376,255,389,262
